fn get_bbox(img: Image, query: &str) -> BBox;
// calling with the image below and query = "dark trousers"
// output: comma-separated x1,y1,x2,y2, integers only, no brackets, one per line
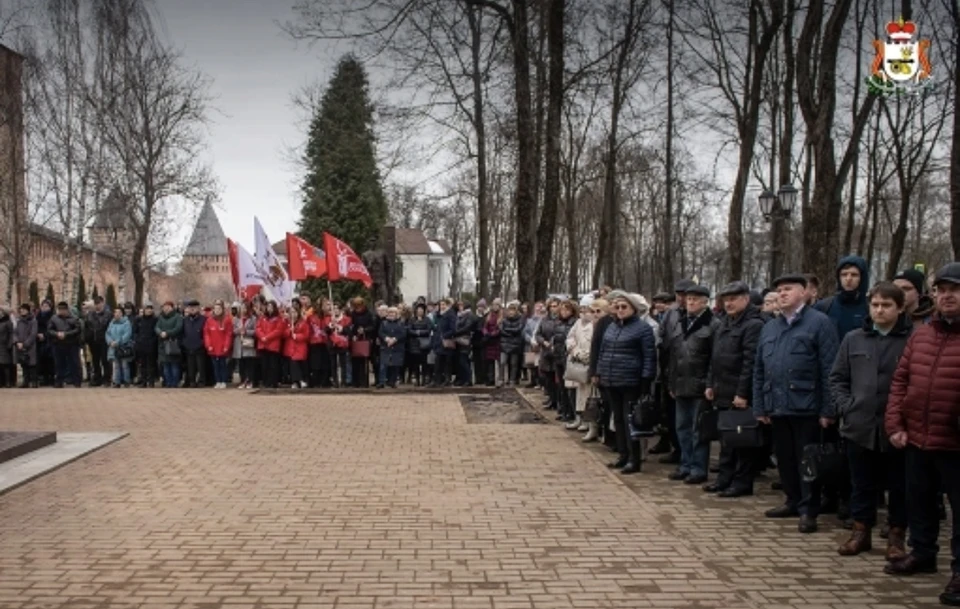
261,351,281,388
472,345,486,385
290,359,308,385
90,341,108,385
239,357,257,385
847,441,906,528
660,390,680,451
433,351,453,385
504,353,521,384
542,368,557,406
456,351,471,385
351,357,370,387
716,438,763,492
601,386,642,463
52,344,81,387
331,350,348,386
138,354,157,385
407,353,425,384
906,447,960,571
19,364,36,386
0,363,13,387
183,350,207,387
771,416,822,517
37,351,54,386
309,344,330,387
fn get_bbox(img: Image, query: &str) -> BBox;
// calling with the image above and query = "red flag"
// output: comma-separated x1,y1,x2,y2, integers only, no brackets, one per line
227,237,264,301
285,233,328,281
227,239,240,293
323,232,373,288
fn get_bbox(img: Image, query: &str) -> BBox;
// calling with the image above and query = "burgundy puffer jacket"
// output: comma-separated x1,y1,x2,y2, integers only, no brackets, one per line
885,317,960,451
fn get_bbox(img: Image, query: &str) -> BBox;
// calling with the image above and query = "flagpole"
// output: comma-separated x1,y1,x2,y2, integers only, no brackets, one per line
327,280,334,306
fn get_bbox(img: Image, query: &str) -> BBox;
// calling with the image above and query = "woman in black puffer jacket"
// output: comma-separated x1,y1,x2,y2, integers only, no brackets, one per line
499,301,526,386
407,304,433,386
551,300,578,422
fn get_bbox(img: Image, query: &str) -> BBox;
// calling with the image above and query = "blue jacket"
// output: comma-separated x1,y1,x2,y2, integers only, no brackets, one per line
182,313,207,352
105,317,133,361
432,307,458,353
815,255,869,339
595,315,657,388
753,305,840,418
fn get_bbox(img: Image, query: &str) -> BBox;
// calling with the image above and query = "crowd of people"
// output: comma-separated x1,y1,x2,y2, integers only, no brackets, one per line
2,255,959,605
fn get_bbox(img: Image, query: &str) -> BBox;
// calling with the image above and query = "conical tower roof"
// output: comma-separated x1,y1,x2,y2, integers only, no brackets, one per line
184,199,228,257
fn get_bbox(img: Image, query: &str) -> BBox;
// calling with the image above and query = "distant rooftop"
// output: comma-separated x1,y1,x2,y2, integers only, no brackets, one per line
89,187,132,230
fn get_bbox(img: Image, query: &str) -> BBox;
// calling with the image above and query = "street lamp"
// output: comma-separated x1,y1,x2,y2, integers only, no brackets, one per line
759,184,797,284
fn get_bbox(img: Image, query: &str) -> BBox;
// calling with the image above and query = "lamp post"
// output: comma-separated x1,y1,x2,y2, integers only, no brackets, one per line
759,184,798,284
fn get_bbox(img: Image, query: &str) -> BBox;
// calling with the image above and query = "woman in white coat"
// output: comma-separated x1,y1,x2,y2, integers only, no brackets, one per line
564,300,596,436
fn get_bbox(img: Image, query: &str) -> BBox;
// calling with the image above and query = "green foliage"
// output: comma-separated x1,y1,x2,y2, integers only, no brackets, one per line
298,55,387,303
28,280,39,307
105,284,117,310
76,274,87,309
45,282,55,304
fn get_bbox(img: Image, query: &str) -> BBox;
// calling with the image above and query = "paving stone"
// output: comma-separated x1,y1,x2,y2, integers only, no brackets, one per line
0,387,948,608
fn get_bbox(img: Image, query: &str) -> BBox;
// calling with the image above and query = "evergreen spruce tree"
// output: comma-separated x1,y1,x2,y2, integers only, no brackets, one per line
28,281,39,307
45,282,55,304
76,274,87,309
105,284,117,310
299,55,387,302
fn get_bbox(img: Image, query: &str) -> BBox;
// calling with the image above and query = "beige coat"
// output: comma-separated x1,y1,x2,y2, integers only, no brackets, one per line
565,317,595,411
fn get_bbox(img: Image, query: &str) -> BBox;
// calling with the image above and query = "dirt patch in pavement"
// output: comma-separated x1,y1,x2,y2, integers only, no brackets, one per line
459,390,546,424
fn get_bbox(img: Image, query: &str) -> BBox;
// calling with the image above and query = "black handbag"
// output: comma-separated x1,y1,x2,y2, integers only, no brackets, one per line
163,339,181,357
801,430,844,484
582,387,601,423
718,408,764,448
629,394,659,438
696,403,721,442
115,343,134,360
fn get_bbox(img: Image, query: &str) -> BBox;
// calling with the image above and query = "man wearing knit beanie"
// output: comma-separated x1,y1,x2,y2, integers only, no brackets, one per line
893,268,935,324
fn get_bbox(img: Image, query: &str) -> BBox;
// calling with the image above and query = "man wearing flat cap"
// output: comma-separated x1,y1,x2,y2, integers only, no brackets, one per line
753,273,839,534
653,279,697,460
705,281,766,497
664,284,720,485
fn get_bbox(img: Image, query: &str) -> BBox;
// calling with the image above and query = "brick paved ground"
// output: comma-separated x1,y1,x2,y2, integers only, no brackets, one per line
0,388,950,609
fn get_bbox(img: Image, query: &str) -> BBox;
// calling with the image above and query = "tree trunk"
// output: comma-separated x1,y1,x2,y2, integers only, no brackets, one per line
951,0,960,258
512,0,537,303
533,0,564,299
467,6,490,298
663,0,676,290
795,0,875,287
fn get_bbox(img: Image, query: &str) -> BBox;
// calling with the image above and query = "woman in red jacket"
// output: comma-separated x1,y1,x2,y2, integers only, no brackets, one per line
284,307,310,389
307,302,331,388
203,300,234,388
255,301,285,388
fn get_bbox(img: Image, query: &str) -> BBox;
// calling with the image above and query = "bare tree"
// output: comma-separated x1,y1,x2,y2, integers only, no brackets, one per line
92,0,217,306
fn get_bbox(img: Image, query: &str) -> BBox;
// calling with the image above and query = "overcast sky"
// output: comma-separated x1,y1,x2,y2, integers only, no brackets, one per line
156,0,335,253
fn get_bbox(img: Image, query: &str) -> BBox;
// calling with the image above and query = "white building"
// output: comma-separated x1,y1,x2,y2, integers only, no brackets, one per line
394,228,452,302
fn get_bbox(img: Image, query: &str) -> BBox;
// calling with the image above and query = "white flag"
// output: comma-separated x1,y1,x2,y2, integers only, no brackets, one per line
253,217,295,305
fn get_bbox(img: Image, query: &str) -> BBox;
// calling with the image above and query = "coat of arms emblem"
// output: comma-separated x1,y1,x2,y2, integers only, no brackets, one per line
868,17,932,95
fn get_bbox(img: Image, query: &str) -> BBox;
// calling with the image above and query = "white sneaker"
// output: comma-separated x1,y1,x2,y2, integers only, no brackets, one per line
300,381,308,388
291,383,299,390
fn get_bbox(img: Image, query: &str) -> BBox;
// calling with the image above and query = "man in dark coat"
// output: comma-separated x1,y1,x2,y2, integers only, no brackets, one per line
664,284,720,485
181,299,207,388
704,281,765,497
893,268,936,325
884,263,960,606
654,279,696,462
0,306,13,387
84,296,112,386
754,274,839,534
430,299,458,387
48,301,82,388
830,282,912,560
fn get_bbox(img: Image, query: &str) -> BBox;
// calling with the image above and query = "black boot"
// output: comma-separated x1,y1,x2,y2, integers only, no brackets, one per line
621,441,641,474
648,435,672,454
